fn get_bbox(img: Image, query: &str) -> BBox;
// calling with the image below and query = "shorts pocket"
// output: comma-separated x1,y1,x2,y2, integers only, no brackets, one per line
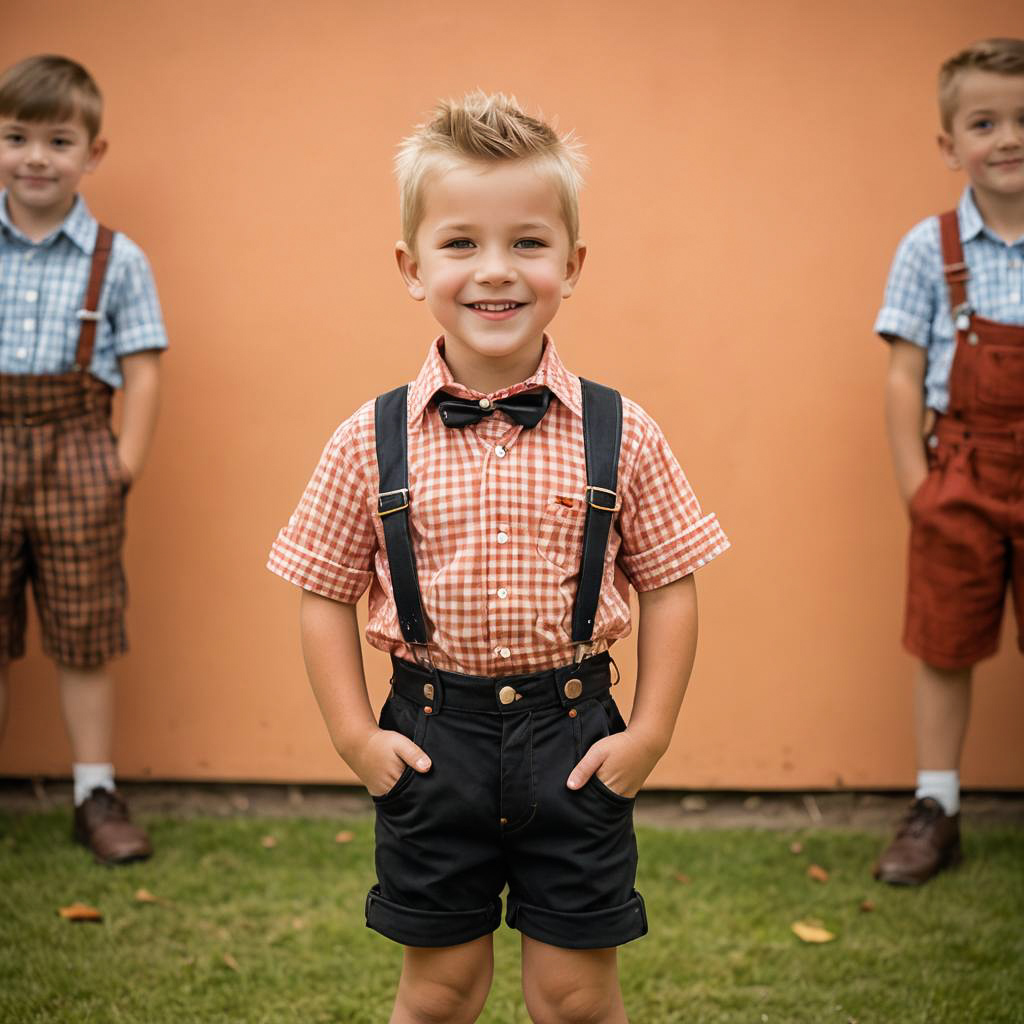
977,347,1024,412
372,691,429,806
536,498,585,570
589,774,636,806
572,694,634,803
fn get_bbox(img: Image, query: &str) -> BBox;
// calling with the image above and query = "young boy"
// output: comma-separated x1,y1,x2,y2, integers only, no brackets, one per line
874,38,1024,885
268,92,727,1021
0,56,166,863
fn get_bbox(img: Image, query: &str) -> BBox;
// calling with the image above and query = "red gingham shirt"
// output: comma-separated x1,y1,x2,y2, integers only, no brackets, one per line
268,338,728,676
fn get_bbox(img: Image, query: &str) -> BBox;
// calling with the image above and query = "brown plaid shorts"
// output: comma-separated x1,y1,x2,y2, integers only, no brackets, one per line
0,372,130,669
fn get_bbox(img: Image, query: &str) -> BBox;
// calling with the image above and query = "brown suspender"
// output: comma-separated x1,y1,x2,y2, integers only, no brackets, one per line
938,210,969,318
73,225,114,372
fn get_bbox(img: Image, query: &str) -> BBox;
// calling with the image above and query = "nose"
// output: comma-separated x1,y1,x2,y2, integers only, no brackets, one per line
473,246,517,286
996,120,1024,149
24,140,48,166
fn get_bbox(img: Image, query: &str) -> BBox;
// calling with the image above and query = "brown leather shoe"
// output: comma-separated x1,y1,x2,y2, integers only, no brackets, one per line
73,787,153,865
873,797,961,885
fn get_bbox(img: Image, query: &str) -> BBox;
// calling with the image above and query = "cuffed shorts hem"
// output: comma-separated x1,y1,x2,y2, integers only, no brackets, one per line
505,889,648,950
902,630,996,672
365,885,502,948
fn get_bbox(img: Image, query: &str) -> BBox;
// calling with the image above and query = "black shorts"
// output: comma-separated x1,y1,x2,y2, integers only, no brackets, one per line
365,652,647,950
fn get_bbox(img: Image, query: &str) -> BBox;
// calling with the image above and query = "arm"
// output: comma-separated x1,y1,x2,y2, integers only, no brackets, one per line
567,573,698,796
885,339,929,507
300,590,430,796
117,350,161,484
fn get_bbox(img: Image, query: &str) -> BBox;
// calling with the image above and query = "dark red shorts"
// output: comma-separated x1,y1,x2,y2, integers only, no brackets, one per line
0,374,130,669
905,418,1024,670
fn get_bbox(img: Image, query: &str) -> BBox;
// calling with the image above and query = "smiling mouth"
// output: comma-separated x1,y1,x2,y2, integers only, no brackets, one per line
466,301,526,312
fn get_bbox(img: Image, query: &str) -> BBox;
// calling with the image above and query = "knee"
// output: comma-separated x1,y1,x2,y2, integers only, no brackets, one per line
524,976,616,1024
397,974,489,1024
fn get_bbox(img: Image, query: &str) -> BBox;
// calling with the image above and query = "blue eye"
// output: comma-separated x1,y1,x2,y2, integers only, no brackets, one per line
970,119,992,131
443,239,474,249
515,239,545,249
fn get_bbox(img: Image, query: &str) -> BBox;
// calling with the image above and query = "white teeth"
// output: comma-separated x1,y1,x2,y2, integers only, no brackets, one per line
472,302,519,311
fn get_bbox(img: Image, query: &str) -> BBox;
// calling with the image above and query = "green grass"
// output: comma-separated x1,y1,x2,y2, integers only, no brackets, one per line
0,812,1021,1023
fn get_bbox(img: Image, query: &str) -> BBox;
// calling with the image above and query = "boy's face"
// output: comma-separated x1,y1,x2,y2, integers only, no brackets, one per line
0,110,106,224
939,71,1024,200
396,159,584,379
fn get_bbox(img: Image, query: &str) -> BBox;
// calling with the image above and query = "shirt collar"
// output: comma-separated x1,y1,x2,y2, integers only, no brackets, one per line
407,335,582,426
957,188,985,243
0,192,98,252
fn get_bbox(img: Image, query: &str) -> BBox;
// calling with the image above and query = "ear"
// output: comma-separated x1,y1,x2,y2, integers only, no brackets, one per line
937,131,961,172
561,242,587,299
395,241,426,301
84,136,108,174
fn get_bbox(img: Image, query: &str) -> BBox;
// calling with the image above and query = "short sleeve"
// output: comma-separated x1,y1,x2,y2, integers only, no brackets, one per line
616,406,729,592
873,219,940,349
267,416,378,603
108,237,168,356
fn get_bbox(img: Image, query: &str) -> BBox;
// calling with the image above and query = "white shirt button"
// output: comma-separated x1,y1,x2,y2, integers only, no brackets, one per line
497,587,509,599
496,531,509,544
495,445,507,458
25,290,38,302
23,318,34,332
15,347,27,359
497,647,511,659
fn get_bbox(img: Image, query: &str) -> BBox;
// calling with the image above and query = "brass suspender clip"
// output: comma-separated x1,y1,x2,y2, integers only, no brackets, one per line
585,486,621,512
377,488,409,517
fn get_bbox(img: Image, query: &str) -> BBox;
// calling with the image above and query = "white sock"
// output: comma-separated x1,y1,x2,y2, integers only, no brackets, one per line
73,763,115,806
916,770,959,816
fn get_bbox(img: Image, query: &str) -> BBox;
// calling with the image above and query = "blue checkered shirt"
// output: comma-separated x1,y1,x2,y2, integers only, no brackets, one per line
0,193,167,389
875,187,1024,413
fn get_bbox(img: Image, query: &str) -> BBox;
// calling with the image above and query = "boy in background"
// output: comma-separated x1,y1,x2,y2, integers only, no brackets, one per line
874,38,1024,885
0,55,166,863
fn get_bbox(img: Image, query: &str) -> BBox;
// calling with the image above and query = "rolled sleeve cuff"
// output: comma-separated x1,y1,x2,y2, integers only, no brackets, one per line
114,324,169,356
267,533,371,603
874,308,928,347
621,513,730,592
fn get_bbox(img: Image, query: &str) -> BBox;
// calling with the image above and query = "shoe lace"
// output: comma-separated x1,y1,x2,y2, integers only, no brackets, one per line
897,798,942,839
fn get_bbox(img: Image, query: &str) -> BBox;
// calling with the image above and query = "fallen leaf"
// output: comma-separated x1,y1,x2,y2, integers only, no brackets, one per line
134,888,157,903
859,899,875,913
789,840,804,855
291,917,305,930
58,902,102,922
222,953,240,971
807,863,829,883
791,920,835,943
260,835,277,849
673,873,692,884
334,830,354,844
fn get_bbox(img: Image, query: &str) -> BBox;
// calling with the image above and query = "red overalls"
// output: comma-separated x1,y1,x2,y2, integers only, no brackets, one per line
0,225,132,669
905,210,1024,669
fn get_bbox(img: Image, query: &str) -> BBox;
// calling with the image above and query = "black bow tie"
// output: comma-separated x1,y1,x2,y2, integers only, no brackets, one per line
433,387,553,429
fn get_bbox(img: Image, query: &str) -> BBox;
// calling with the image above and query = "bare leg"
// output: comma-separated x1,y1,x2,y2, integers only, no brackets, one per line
521,936,627,1024
390,935,494,1024
57,664,114,763
915,661,972,770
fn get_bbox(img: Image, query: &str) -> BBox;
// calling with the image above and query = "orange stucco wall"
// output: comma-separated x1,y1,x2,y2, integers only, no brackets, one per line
2,0,1022,790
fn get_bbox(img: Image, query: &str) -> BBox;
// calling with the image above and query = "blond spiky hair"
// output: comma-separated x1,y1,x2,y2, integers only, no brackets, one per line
395,90,586,249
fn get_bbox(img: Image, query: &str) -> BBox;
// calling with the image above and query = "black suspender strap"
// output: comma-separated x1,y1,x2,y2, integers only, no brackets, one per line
571,379,623,651
373,377,622,666
374,386,431,657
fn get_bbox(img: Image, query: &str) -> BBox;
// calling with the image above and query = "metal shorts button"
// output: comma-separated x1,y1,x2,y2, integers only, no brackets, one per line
564,678,583,699
498,686,518,705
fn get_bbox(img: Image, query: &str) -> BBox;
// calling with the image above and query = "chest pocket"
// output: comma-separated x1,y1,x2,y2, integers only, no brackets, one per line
535,497,585,570
977,347,1024,413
